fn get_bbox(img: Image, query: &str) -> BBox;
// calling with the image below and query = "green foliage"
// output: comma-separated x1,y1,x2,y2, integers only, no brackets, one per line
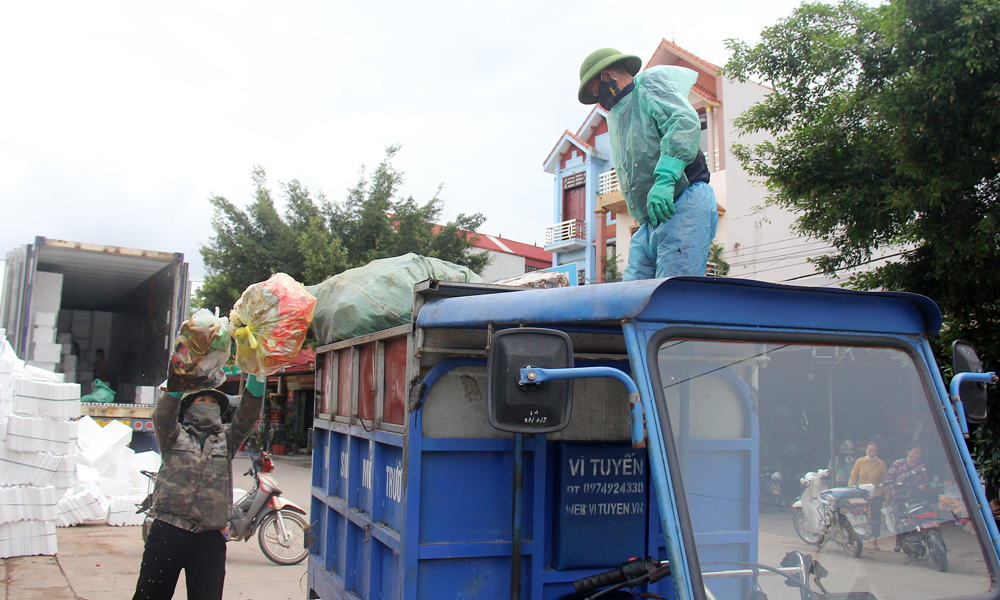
726,0,1000,480
196,146,489,313
725,0,1000,355
604,252,623,282
708,242,730,276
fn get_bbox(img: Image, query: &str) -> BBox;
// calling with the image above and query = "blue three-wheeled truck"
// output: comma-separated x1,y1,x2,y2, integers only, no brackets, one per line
307,277,1000,600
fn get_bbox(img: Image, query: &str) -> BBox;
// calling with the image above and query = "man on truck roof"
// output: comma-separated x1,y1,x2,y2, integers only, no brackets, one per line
578,48,718,281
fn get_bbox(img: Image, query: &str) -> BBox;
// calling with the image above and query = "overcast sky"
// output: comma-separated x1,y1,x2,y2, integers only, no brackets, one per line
1,0,822,284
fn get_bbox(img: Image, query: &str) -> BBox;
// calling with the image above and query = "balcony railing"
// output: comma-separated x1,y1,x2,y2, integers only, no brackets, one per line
544,219,587,250
598,170,620,196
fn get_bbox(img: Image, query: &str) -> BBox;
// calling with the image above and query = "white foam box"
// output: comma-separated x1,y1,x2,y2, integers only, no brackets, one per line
62,355,77,371
136,386,156,405
26,360,57,372
98,477,132,498
13,379,81,419
32,326,57,344
57,310,72,330
92,311,113,327
70,311,92,338
31,272,64,314
56,331,73,344
60,343,72,356
5,414,79,454
0,520,58,557
106,494,146,527
33,312,56,327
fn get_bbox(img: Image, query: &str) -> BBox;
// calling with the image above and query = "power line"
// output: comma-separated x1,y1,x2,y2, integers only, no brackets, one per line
780,251,908,282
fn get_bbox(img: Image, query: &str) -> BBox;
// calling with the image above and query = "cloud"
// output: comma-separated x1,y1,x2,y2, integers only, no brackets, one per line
0,0,860,282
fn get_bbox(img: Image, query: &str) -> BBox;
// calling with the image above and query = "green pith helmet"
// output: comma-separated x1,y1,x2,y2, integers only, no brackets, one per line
180,388,231,417
578,48,642,105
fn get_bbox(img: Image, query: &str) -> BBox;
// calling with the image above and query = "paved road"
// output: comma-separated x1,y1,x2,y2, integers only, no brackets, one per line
31,454,312,600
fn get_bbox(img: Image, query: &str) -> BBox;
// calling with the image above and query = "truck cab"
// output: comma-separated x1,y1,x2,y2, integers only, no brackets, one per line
307,277,998,600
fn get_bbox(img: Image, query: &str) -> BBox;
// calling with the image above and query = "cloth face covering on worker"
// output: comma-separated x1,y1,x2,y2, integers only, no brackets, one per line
584,52,718,280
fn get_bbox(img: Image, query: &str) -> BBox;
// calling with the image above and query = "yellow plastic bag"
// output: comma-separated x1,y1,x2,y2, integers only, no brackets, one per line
231,273,316,377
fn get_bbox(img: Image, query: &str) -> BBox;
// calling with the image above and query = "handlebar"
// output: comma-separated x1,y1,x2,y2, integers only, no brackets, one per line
574,557,669,595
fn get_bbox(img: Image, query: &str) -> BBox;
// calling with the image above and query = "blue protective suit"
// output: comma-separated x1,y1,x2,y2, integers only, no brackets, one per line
606,65,719,280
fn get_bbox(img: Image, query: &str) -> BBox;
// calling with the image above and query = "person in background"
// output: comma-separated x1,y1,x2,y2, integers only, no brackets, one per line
849,441,888,550
888,441,929,552
93,348,109,381
131,374,265,600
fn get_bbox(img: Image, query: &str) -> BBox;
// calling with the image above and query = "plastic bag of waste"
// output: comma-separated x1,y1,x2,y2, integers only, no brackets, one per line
80,379,116,403
231,273,316,377
167,309,232,393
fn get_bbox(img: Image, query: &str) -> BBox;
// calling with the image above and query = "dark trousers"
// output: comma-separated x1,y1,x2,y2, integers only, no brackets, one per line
132,519,227,600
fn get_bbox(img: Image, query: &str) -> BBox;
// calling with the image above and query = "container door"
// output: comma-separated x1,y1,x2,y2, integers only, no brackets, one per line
1,244,34,358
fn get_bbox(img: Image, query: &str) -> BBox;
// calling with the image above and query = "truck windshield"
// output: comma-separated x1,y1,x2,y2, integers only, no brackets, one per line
656,339,991,599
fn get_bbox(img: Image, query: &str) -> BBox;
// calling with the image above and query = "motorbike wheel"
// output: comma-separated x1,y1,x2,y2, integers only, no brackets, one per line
793,510,820,545
838,515,863,558
928,530,949,573
258,511,309,565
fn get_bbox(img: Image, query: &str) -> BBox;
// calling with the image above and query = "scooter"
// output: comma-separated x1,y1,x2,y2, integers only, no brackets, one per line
888,481,948,572
792,469,873,558
136,433,309,566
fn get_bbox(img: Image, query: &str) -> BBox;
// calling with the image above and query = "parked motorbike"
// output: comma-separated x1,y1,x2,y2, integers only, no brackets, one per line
888,481,948,572
759,470,786,512
792,469,873,558
136,441,309,566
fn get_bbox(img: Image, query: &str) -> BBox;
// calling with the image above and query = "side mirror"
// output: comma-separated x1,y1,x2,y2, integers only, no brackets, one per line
952,340,988,423
487,328,573,434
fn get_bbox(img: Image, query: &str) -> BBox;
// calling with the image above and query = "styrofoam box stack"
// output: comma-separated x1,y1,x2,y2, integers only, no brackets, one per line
0,485,59,523
106,494,147,526
31,272,63,314
0,520,58,558
13,379,81,420
0,447,65,487
56,485,109,527
67,416,161,527
6,415,78,454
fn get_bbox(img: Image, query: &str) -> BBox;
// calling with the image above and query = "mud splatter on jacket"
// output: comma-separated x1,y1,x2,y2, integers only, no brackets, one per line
151,389,263,532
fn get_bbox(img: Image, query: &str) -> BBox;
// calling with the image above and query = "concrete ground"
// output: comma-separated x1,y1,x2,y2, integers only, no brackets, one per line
0,454,312,600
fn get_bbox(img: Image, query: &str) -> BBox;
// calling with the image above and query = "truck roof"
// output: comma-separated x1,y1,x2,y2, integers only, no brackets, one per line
415,277,942,337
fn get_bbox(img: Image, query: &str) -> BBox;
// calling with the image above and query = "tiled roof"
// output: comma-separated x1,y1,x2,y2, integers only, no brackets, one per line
470,233,551,263
647,39,720,73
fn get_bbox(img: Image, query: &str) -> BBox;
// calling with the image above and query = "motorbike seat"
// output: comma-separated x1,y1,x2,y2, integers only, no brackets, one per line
819,486,870,503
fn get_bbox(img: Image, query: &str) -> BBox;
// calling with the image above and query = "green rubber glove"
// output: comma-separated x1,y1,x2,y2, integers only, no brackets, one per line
245,373,265,397
167,391,184,399
646,155,685,226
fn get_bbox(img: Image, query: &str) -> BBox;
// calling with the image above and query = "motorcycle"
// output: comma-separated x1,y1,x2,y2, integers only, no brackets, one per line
792,469,873,558
888,481,948,572
759,470,786,512
137,441,309,566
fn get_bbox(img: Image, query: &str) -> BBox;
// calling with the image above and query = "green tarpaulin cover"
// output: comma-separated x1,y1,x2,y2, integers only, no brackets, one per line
307,253,484,345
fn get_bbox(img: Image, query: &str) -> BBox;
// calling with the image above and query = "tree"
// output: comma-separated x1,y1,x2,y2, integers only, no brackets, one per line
196,147,489,312
724,0,1000,357
725,0,1000,477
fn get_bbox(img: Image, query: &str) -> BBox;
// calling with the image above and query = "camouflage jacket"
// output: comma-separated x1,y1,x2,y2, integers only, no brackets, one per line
150,388,263,532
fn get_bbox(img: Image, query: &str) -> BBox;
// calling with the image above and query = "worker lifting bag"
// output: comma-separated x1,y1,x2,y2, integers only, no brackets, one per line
231,273,317,377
